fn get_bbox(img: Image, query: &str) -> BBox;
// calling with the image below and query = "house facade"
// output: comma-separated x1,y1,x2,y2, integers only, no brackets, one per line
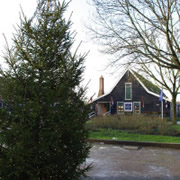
92,69,171,117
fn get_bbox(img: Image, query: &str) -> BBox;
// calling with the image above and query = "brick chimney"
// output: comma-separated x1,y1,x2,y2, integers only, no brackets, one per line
98,75,104,97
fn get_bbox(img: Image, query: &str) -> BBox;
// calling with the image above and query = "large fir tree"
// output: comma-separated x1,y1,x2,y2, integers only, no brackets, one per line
0,0,90,179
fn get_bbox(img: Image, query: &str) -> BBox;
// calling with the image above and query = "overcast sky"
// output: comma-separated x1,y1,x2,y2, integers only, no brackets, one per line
0,0,173,101
0,0,119,101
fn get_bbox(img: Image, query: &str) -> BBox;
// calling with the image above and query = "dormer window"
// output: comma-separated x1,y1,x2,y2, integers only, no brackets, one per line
125,83,132,100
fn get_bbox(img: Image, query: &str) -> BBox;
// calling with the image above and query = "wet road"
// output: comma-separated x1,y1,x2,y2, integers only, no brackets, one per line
83,143,180,180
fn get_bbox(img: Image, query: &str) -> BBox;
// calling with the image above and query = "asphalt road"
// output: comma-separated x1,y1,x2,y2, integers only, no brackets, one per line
82,143,180,180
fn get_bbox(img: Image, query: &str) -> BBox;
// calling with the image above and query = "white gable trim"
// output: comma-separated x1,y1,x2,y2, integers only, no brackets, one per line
93,68,128,102
130,70,170,102
93,68,170,102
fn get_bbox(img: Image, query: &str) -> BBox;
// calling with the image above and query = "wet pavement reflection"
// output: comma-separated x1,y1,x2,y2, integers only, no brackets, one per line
83,143,180,180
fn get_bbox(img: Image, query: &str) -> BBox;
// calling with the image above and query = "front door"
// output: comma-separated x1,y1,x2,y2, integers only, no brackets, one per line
96,103,110,115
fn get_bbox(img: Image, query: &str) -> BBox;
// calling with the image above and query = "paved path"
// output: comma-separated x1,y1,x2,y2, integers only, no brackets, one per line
83,143,180,180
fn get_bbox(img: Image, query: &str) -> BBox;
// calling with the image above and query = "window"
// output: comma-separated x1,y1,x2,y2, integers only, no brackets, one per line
125,83,132,100
117,102,124,114
133,102,141,114
124,102,132,112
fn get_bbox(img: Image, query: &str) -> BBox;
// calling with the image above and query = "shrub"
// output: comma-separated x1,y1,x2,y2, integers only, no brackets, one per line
86,115,178,136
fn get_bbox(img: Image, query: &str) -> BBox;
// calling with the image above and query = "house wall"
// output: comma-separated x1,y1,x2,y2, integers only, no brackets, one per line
95,71,170,116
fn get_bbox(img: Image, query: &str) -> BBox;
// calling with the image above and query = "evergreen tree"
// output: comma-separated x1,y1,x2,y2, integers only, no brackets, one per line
0,0,90,179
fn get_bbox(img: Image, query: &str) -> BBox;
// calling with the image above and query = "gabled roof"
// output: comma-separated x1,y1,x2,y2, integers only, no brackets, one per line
93,68,170,102
132,70,161,95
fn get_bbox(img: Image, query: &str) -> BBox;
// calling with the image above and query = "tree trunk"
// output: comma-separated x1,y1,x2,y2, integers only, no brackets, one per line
172,95,177,125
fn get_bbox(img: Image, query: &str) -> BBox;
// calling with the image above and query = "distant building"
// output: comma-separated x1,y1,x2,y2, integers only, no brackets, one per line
176,102,180,118
91,69,171,116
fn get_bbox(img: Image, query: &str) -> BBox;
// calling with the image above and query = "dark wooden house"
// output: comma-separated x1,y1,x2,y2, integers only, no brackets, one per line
92,69,171,116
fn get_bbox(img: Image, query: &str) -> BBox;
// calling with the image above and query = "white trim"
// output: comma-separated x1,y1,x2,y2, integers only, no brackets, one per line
92,68,128,102
92,68,170,102
130,70,170,102
88,111,95,119
125,82,132,100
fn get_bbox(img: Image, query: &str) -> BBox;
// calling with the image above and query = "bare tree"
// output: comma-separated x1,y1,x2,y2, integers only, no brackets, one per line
89,0,180,69
140,64,180,124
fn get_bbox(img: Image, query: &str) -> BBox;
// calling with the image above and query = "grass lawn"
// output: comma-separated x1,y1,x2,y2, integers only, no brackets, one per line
89,129,180,144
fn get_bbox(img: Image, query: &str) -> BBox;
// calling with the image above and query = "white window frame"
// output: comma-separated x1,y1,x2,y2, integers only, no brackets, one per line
125,82,132,100
124,102,132,112
133,101,141,114
117,101,124,114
